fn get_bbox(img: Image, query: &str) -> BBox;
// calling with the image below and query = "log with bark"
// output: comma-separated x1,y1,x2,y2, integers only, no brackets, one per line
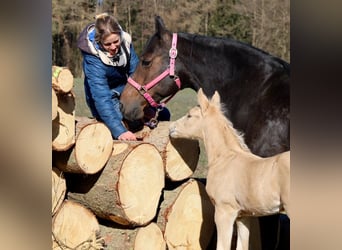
99,221,166,250
140,122,200,181
52,66,74,94
157,178,215,250
52,167,66,216
52,200,103,250
53,119,113,174
67,141,165,227
52,92,75,151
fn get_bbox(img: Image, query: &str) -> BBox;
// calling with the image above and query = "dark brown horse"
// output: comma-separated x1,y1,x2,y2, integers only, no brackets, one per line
120,16,290,249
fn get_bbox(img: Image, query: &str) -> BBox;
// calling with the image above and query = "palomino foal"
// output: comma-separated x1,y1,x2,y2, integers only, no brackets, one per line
169,89,290,250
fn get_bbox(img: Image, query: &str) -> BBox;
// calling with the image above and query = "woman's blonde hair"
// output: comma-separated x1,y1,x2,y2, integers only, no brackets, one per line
94,13,122,43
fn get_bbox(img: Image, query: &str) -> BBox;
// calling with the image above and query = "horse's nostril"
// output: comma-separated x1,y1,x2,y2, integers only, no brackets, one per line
119,102,124,112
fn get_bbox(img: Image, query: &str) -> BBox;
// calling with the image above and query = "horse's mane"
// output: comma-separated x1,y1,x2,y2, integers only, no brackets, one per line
213,100,251,152
180,32,270,55
179,33,290,68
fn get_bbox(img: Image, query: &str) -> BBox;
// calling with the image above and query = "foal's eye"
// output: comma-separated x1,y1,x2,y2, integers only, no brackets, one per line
141,60,151,67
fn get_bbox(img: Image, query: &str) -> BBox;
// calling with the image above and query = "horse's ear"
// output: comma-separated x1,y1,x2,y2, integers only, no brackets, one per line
155,16,167,36
198,88,209,112
211,91,221,106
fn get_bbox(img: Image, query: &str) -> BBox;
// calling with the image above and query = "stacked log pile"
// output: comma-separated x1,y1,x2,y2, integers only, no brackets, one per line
51,66,217,249
52,66,75,151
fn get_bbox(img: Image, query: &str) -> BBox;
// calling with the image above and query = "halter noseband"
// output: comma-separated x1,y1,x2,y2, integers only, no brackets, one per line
127,33,182,108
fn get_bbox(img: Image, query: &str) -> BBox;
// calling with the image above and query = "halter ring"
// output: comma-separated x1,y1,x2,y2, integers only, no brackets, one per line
169,48,178,59
138,86,147,95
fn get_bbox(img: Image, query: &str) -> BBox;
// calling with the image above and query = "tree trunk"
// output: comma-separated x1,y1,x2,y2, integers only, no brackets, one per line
52,66,74,94
52,200,102,250
52,167,66,216
99,221,166,250
52,92,75,151
53,120,113,174
157,179,215,250
67,141,165,226
141,122,200,181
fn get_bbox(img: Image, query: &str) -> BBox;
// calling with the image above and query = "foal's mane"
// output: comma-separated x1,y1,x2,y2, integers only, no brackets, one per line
211,100,251,152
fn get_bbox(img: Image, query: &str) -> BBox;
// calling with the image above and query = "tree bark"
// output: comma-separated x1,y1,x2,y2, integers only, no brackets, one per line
67,141,165,226
52,92,75,151
52,167,66,216
52,200,102,250
53,120,113,174
141,122,200,181
52,66,74,94
157,178,215,250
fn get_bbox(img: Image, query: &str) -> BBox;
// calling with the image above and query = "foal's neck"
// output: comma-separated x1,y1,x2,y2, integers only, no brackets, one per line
203,111,249,164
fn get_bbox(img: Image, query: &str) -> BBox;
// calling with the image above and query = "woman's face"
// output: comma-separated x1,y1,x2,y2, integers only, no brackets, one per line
101,33,121,56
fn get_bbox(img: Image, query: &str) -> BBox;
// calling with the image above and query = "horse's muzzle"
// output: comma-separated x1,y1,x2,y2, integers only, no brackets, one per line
120,100,145,121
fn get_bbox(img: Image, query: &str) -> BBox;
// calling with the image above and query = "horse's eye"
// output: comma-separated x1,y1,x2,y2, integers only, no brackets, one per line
141,60,151,67
187,114,192,118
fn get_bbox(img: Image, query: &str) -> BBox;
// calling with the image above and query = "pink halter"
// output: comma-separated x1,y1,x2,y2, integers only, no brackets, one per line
127,33,181,108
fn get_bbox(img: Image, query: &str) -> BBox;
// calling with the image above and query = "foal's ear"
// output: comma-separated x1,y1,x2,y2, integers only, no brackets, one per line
211,91,221,106
198,88,209,112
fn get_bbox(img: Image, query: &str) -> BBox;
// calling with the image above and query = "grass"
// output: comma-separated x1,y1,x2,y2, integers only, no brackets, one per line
73,77,198,120
73,78,208,178
73,78,92,118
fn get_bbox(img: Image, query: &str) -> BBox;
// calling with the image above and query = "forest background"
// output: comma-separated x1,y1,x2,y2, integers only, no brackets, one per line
52,0,290,78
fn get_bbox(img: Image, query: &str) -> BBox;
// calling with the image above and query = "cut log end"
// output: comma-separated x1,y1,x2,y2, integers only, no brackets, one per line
52,167,66,216
134,223,166,250
161,179,215,250
142,122,200,181
52,66,74,93
52,92,75,151
165,137,200,181
75,122,113,174
119,143,165,225
52,200,102,249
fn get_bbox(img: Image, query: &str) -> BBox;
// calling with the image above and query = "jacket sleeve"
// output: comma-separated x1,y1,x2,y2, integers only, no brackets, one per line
128,44,139,76
82,53,127,138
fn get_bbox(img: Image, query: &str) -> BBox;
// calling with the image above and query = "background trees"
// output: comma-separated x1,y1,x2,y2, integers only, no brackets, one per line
52,0,290,77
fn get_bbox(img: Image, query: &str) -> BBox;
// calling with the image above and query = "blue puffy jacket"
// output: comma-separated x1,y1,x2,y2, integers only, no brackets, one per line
77,24,139,138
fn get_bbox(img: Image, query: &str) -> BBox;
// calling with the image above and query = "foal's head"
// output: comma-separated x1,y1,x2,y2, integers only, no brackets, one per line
169,88,221,140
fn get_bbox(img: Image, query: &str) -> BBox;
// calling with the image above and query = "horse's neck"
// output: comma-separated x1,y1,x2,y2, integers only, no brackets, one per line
177,33,223,90
202,112,248,164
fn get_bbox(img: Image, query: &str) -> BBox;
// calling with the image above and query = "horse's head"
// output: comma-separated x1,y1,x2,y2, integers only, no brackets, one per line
120,16,183,122
169,89,221,139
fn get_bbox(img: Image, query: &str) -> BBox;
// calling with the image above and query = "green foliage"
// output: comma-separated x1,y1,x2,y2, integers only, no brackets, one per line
207,1,251,43
52,0,289,77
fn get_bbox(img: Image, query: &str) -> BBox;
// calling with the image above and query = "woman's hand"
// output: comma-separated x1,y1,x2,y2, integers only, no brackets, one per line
118,131,137,141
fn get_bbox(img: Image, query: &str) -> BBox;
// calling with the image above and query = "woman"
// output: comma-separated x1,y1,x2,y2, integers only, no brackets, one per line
77,13,169,140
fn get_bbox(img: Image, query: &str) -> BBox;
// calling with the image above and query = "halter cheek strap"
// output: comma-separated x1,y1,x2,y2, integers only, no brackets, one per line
169,33,178,76
127,33,181,108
